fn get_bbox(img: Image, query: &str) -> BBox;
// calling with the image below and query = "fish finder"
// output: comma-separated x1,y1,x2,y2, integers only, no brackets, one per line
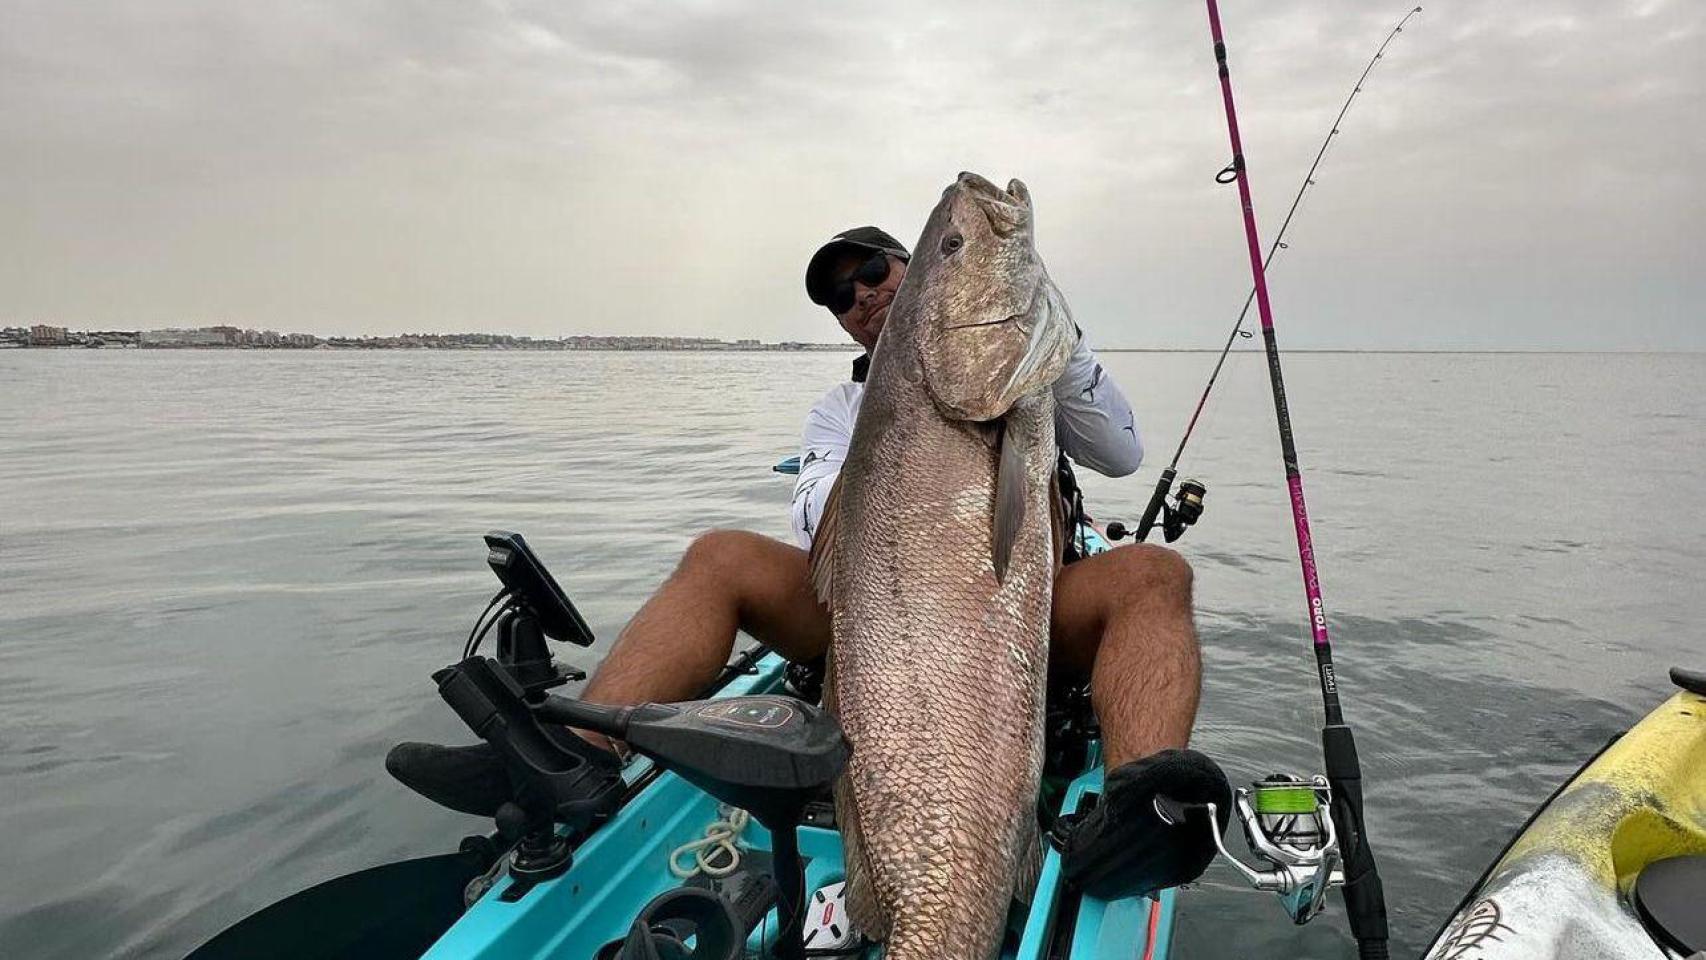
484,531,595,648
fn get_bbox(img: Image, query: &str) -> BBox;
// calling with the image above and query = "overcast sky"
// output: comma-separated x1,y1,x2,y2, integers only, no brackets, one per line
1,1,1700,348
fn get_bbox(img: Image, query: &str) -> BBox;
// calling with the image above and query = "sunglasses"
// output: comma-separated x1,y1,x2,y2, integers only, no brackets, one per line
826,253,892,315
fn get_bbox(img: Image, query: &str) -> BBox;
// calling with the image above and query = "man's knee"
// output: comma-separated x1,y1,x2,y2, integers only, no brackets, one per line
677,528,824,657
1110,543,1193,606
678,529,767,580
677,529,810,609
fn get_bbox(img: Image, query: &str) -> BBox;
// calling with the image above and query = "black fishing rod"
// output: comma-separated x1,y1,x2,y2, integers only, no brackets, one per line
1112,5,1423,547
1197,3,1408,958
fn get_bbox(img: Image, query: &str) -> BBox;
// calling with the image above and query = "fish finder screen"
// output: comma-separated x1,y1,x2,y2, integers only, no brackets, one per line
483,531,595,647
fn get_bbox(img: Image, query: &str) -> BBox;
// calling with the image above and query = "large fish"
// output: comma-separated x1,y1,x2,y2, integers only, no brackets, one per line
810,172,1077,956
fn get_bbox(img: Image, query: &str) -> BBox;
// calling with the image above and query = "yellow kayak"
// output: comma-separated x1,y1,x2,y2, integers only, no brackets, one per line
1425,667,1706,959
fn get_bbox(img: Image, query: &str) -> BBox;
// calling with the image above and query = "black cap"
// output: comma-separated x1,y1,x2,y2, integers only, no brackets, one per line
805,226,910,307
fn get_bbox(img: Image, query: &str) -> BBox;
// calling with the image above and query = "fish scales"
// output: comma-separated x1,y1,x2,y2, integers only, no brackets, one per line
814,172,1076,957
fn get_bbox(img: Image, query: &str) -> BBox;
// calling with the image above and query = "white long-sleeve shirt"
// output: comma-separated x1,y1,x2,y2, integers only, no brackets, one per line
789,332,1141,549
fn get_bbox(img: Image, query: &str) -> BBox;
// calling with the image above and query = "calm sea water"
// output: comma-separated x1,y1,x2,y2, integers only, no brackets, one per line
1,349,1701,959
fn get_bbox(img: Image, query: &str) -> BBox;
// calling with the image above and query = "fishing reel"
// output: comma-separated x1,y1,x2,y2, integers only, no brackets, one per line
1161,478,1207,542
1108,469,1208,544
1203,775,1343,925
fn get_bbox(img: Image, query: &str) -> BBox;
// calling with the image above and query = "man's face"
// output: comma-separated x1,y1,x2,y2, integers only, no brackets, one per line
831,252,907,351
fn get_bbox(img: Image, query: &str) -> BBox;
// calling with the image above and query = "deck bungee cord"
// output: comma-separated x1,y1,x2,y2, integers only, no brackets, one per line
668,804,751,879
1161,3,1418,957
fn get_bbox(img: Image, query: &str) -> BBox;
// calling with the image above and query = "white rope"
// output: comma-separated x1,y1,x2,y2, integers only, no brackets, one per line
668,804,750,879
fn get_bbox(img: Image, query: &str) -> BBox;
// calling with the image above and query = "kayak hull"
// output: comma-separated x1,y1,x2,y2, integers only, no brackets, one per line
423,653,1176,960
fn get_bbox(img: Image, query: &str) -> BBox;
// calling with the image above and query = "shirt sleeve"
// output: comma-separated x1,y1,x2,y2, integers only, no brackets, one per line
1052,330,1143,477
790,384,857,549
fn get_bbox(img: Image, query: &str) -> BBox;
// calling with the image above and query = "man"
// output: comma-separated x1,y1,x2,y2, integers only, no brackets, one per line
389,227,1216,898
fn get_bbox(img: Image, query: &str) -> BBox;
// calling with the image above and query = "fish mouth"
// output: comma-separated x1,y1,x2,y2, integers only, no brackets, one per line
956,172,1029,235
957,171,1008,199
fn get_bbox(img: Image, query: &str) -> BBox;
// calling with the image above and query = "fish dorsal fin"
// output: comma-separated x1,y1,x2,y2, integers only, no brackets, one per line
807,475,844,605
992,417,1025,584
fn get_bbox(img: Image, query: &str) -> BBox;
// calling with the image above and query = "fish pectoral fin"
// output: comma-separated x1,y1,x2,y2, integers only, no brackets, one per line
993,417,1025,584
807,474,844,605
1048,465,1065,576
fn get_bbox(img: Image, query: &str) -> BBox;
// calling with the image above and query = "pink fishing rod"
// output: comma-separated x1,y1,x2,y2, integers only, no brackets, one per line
1201,1,1391,956
1120,6,1420,547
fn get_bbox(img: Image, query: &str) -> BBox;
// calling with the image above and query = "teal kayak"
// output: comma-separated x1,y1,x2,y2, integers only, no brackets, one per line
181,518,1706,959
422,650,1176,959
415,518,1172,959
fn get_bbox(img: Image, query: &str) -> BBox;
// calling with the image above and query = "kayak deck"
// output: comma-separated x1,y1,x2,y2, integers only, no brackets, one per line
423,653,1175,959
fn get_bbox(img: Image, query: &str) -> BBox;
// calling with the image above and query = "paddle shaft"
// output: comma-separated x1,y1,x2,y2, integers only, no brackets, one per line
1201,2,1390,956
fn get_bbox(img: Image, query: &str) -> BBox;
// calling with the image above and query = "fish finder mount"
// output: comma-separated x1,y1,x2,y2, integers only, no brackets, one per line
422,533,615,890
433,656,625,890
480,530,594,695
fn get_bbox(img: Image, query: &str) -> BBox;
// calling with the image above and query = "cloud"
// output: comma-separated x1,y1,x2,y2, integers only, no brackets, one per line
0,0,1699,348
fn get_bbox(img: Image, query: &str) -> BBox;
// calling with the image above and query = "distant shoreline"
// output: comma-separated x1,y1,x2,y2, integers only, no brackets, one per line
5,344,1700,356
2,343,858,353
2,329,1698,358
0,326,855,352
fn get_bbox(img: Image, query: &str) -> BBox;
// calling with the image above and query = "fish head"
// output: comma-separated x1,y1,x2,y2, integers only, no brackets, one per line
908,172,1075,423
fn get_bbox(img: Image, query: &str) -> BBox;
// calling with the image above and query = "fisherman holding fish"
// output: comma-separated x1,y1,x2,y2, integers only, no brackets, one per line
390,175,1228,950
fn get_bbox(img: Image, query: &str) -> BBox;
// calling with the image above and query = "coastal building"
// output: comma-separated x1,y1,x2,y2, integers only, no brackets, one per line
141,328,228,347
30,324,68,345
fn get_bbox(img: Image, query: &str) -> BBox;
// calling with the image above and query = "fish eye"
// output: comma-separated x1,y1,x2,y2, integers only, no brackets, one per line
941,234,964,255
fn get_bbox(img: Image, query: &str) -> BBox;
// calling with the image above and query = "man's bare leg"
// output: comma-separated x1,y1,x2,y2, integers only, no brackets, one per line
1050,543,1200,770
581,529,830,711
